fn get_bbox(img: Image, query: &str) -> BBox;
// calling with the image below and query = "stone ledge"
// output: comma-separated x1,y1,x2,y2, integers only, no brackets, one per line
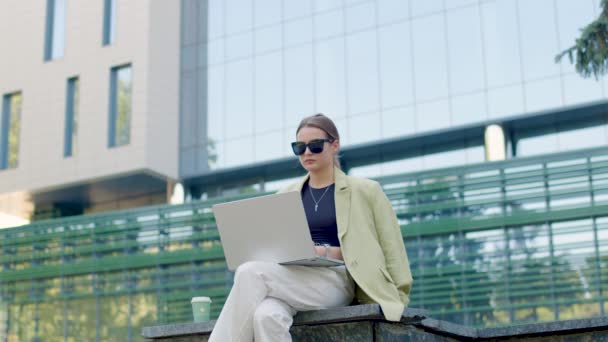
142,305,608,341
141,304,426,339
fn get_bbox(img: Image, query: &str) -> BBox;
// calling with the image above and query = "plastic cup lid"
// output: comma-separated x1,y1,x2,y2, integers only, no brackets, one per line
191,296,212,303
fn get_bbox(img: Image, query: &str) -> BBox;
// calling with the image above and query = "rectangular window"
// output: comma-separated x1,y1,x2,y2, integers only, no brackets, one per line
108,64,132,147
64,77,79,157
102,0,117,45
1,93,22,169
44,0,66,60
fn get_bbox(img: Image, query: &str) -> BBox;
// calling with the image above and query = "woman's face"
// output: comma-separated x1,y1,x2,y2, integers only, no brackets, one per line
296,126,339,173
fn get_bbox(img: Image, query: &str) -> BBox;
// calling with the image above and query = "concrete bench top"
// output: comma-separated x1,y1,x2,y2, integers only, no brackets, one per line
141,304,427,339
142,304,608,341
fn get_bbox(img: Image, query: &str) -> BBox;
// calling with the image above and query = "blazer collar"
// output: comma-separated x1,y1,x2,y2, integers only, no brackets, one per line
294,166,351,239
294,166,350,191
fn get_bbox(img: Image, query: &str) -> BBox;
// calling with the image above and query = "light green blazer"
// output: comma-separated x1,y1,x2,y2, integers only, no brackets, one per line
278,167,413,322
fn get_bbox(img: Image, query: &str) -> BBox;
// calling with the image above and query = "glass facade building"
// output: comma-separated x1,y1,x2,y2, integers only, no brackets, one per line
200,0,608,174
3,1,608,341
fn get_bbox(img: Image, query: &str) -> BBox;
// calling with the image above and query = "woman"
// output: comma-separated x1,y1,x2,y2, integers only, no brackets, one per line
209,114,412,341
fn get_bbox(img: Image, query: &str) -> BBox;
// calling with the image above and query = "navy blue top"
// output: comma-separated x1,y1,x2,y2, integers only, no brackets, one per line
301,180,340,247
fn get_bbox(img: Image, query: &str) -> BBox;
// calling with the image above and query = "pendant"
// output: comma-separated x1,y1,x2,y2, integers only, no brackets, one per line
315,204,318,212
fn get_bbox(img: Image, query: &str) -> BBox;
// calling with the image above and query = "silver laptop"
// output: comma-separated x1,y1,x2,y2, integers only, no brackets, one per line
212,191,344,271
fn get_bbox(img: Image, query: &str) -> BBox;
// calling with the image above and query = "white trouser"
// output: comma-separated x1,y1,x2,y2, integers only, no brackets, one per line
208,261,355,342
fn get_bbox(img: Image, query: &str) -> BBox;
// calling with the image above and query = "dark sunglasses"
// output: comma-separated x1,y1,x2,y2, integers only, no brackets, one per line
291,138,334,156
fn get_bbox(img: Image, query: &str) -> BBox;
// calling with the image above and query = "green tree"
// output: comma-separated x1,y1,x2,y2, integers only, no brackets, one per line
555,0,608,78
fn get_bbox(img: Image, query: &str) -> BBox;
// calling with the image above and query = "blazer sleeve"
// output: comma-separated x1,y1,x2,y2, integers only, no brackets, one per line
371,181,413,305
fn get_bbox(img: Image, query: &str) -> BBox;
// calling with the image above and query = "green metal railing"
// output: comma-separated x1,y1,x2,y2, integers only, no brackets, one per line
2,146,608,341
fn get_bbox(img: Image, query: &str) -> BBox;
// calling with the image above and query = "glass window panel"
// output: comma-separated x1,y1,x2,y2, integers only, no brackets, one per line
226,0,253,35
226,31,253,60
445,0,478,10
284,17,313,47
254,0,282,27
517,133,559,157
102,0,117,45
465,145,485,164
417,99,450,133
214,141,225,168
207,39,225,65
558,126,608,152
349,112,381,145
284,45,314,125
346,30,380,114
255,130,284,161
255,24,282,54
2,92,22,169
423,149,467,170
315,38,347,118
225,59,253,139
47,0,65,60
65,77,79,157
314,0,342,13
208,0,224,39
518,0,560,80
254,52,283,133
451,92,487,126
345,1,376,32
332,116,349,146
487,85,524,119
563,74,603,106
411,0,443,17
525,77,562,113
207,66,225,143
377,0,410,25
225,137,254,167
481,0,523,87
380,156,424,175
381,105,416,139
447,6,484,94
350,163,382,178
284,0,313,20
378,21,414,108
109,65,132,147
180,72,196,147
412,14,448,101
284,125,298,154
313,9,344,40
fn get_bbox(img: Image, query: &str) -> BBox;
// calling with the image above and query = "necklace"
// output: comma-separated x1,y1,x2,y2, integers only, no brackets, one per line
309,184,331,212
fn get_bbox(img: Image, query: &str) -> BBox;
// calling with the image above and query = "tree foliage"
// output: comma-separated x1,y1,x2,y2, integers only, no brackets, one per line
555,0,608,78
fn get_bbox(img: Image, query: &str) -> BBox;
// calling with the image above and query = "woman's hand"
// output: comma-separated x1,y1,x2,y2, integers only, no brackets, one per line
314,245,343,261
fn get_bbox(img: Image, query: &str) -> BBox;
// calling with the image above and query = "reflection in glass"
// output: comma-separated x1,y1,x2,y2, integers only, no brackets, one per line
518,0,560,80
447,6,484,94
378,22,414,109
417,100,450,133
345,1,376,32
284,17,313,47
412,14,448,101
314,9,344,40
284,45,314,124
255,52,283,133
45,0,65,60
349,112,381,145
109,65,132,147
381,105,416,139
347,31,380,114
225,0,252,35
315,38,347,118
225,59,253,139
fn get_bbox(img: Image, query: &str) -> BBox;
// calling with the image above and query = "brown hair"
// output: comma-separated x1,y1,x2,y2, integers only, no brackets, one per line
296,113,341,169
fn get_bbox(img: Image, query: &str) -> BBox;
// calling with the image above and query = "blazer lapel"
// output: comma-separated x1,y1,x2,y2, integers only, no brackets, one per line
334,167,351,239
